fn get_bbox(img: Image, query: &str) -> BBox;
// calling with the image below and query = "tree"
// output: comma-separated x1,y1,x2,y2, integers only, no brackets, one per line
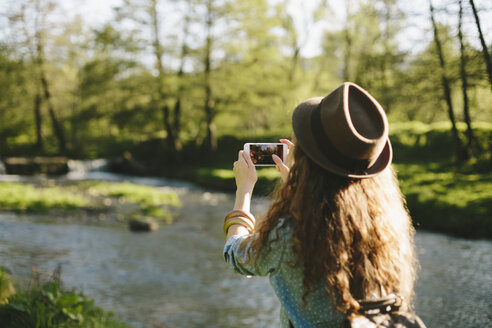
320,0,405,113
8,0,68,153
469,0,492,90
429,0,464,163
202,0,217,151
458,0,474,158
114,0,185,157
0,46,30,154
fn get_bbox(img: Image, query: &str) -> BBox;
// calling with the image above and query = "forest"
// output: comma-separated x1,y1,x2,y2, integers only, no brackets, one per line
0,0,491,239
0,0,490,162
0,1,491,327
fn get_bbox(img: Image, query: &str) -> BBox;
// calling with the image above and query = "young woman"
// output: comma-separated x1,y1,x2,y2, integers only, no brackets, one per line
223,82,418,327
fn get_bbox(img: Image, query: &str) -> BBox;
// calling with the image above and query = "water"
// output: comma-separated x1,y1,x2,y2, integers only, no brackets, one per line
0,170,491,327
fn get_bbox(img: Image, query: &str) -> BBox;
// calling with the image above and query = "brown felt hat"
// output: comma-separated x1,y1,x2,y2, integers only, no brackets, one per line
292,82,392,178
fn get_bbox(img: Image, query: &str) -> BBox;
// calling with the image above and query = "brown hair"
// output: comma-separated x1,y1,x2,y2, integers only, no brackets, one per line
251,143,417,313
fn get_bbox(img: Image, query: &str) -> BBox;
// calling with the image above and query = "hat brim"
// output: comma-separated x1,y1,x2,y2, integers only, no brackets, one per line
292,98,393,178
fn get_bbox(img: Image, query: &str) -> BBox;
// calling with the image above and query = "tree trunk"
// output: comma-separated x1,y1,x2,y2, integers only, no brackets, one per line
288,45,300,82
429,1,464,163
342,2,352,81
380,1,392,113
34,85,43,150
170,2,192,154
162,104,178,153
36,32,66,154
150,0,180,155
469,0,492,90
204,0,217,152
40,73,66,154
458,0,474,159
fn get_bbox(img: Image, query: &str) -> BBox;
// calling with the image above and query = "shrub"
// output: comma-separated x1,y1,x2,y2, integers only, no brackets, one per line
0,282,131,328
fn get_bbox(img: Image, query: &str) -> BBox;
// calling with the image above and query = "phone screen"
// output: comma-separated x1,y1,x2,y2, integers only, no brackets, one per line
249,144,284,165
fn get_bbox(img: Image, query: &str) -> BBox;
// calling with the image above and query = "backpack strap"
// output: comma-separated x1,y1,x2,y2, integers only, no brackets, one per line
357,294,403,315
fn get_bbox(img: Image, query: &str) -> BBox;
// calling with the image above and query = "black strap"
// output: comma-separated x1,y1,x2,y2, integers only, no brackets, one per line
357,294,403,315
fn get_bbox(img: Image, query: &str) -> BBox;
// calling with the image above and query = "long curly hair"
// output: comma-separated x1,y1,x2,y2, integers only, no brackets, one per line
251,142,417,314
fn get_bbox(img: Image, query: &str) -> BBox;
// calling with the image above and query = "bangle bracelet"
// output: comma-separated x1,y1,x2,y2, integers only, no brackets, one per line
224,209,256,225
224,217,255,235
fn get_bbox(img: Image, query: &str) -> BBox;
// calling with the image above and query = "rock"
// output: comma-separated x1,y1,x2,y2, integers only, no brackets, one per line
128,217,159,232
4,157,69,175
108,152,148,176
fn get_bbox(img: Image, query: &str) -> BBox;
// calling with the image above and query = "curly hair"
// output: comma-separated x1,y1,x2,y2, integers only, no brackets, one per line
250,142,417,314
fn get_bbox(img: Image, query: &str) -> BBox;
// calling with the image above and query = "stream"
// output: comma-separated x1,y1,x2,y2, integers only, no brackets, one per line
0,168,490,328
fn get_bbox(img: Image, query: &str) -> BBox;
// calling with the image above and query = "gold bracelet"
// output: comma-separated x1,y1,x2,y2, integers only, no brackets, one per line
224,209,256,225
224,216,255,235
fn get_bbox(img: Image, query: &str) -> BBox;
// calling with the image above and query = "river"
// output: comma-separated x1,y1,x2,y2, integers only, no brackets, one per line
0,170,490,328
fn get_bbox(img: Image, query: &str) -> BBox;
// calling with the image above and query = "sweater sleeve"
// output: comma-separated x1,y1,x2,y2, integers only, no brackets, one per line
223,219,289,277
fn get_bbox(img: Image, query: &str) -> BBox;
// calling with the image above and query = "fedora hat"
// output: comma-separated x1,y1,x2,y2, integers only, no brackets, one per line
292,82,392,178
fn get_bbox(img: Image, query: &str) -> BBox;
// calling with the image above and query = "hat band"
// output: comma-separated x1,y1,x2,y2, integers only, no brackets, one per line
310,105,370,174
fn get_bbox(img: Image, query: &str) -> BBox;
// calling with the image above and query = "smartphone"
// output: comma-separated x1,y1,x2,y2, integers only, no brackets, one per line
243,143,287,166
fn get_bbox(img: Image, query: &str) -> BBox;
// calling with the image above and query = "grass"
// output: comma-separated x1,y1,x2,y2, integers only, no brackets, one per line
0,281,131,328
0,181,181,223
185,167,280,195
76,181,181,223
0,268,15,302
395,163,492,238
166,121,492,239
181,162,492,238
0,182,89,213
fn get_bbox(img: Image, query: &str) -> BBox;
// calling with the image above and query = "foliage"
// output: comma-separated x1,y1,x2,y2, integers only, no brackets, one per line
1,0,489,159
0,268,15,301
169,122,492,238
395,163,492,238
78,181,181,222
0,182,89,213
0,282,131,328
186,167,280,195
0,181,181,223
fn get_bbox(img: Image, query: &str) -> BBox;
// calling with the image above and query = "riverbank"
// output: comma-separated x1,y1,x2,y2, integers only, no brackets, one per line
173,162,492,239
0,180,181,224
0,179,490,328
163,122,492,239
0,267,131,328
1,122,491,239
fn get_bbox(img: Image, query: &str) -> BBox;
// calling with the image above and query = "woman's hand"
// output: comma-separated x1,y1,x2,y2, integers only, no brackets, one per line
272,139,294,183
233,150,257,194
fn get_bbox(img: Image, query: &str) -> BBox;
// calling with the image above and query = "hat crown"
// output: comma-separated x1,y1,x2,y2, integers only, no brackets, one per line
320,83,388,162
292,82,392,178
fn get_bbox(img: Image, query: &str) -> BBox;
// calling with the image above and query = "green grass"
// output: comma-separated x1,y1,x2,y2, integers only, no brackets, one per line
395,163,492,238
169,122,492,239
0,181,181,223
80,181,181,207
0,182,89,213
0,268,15,301
185,167,281,195
77,181,181,223
0,281,132,328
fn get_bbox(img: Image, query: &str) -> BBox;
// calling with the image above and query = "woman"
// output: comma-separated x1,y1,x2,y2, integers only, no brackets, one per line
223,82,418,327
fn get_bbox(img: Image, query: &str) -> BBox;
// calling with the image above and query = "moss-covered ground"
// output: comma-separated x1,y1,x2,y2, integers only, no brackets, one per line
165,122,492,239
0,181,181,224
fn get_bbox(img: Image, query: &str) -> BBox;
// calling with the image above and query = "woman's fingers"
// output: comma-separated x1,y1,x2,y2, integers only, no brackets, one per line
272,154,290,183
234,150,257,193
280,139,294,148
241,150,254,168
272,154,286,168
